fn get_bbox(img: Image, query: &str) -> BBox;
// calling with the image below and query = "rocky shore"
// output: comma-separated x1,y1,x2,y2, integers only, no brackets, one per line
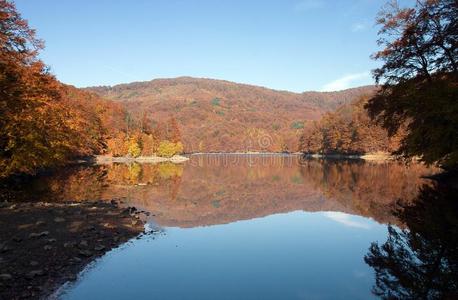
0,200,151,300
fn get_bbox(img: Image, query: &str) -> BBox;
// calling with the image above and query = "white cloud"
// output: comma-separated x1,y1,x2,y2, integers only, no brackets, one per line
321,71,371,91
323,211,371,229
351,22,367,32
294,0,324,12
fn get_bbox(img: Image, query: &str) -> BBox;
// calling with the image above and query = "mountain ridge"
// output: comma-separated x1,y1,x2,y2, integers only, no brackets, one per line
86,77,377,152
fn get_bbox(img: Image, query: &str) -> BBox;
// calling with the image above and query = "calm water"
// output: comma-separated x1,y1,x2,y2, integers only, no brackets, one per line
6,154,457,299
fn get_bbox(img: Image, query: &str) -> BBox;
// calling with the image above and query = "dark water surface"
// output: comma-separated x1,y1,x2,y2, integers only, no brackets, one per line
6,154,458,299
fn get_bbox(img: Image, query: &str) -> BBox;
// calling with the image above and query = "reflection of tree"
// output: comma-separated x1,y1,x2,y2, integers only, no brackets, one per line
364,183,458,299
128,162,142,183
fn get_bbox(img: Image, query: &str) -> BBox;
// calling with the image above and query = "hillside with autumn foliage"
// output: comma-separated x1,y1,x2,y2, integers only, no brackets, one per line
299,96,405,155
87,77,376,153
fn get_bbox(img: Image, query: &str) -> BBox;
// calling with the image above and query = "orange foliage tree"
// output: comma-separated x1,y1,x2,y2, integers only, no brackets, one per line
299,97,403,155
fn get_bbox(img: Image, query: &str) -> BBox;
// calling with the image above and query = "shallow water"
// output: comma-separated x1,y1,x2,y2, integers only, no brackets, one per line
7,154,457,299
62,211,386,300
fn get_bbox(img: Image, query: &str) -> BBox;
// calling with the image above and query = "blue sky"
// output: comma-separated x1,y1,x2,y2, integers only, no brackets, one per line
15,0,411,92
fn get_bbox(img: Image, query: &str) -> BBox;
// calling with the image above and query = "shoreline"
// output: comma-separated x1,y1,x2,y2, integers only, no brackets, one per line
302,152,394,161
95,155,189,164
187,152,394,161
0,200,151,300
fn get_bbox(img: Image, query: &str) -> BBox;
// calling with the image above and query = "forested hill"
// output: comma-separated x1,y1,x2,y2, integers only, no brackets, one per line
87,77,376,152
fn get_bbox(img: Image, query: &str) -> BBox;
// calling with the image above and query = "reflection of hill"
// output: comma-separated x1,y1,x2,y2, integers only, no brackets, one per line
5,155,436,228
98,155,435,227
300,160,434,225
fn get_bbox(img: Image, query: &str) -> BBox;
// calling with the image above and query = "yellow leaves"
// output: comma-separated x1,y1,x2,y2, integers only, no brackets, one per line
127,138,142,158
157,140,183,158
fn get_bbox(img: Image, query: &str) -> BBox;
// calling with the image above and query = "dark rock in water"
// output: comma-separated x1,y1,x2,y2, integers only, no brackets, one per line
12,236,22,242
54,217,66,223
47,238,57,243
43,245,52,251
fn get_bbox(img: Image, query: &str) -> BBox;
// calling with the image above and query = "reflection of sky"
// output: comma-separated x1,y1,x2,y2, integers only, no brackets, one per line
322,212,372,229
61,211,387,300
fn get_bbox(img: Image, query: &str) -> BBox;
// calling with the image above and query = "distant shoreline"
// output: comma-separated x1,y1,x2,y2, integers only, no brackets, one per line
95,155,189,164
91,152,394,164
187,152,393,161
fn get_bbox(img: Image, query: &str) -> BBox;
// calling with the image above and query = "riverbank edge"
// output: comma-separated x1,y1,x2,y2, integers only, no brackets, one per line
0,200,151,300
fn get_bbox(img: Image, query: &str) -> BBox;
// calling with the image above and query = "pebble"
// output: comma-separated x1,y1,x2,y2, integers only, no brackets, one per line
67,274,77,281
79,240,88,248
28,231,49,238
94,245,105,251
0,273,12,280
26,270,45,279
54,217,66,223
30,261,39,266
72,257,82,262
63,242,75,248
78,250,92,257
1,244,13,252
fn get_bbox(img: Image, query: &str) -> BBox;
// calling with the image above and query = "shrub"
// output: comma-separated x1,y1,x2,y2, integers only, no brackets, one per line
157,141,183,157
127,139,142,157
211,98,221,106
291,121,304,129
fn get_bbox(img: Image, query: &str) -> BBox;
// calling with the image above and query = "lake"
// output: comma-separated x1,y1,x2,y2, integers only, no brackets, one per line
3,154,457,299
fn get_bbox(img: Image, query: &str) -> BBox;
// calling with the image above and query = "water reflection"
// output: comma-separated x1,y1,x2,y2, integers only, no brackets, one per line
365,183,458,299
4,154,454,299
2,155,435,227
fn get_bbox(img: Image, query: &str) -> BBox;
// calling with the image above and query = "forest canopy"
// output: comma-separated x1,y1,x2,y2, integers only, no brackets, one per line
299,96,404,155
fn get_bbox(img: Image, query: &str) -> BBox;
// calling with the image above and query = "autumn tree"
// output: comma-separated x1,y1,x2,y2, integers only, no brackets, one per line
299,97,401,155
0,1,106,177
166,117,181,143
366,0,458,170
